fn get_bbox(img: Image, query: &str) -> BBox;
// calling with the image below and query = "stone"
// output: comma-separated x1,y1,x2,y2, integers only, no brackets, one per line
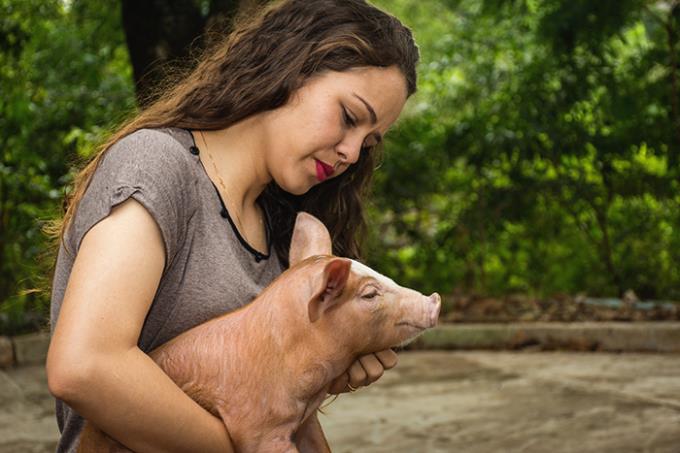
410,322,680,352
0,336,14,368
13,332,50,366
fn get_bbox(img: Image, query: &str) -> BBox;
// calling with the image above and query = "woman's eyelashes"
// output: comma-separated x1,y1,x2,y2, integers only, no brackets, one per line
342,105,357,128
341,105,375,152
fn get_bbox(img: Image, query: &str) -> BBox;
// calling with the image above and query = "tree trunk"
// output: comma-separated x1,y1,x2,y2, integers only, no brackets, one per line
120,0,258,105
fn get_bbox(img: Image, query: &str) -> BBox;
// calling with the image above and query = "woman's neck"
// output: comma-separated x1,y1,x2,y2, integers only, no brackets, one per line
197,114,272,211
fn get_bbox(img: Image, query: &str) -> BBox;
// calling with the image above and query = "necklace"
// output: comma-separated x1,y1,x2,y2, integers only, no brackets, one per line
198,130,263,249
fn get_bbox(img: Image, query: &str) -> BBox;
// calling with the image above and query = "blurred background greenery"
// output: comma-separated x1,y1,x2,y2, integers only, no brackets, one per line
1,0,678,334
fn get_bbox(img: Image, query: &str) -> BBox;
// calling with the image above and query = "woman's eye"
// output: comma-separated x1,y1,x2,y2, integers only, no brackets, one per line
342,107,356,127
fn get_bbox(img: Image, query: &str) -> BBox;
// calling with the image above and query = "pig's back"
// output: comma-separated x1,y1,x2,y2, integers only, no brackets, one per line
50,127,285,453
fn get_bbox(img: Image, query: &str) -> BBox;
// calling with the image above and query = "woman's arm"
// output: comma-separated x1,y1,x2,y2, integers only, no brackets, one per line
47,198,234,453
294,413,331,453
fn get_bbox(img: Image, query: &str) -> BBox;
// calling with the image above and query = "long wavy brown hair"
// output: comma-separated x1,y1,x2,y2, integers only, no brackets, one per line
46,0,419,270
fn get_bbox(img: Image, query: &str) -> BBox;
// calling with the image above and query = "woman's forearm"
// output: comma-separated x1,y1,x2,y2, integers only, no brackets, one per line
53,347,233,453
295,413,331,453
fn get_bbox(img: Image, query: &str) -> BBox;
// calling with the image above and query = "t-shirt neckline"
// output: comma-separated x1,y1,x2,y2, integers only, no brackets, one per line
183,128,271,263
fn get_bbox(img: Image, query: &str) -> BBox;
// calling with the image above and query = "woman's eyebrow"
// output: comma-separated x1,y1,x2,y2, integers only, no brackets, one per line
352,93,378,125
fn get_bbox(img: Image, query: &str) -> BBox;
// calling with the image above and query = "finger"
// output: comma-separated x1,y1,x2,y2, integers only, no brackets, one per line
374,349,398,370
358,354,384,384
348,360,368,387
328,372,349,395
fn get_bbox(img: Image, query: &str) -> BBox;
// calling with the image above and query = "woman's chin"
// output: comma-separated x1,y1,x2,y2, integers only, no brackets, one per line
277,176,320,196
289,187,310,196
277,181,312,196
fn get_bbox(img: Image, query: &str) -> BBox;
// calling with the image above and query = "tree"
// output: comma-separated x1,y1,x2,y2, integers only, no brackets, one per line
1,0,134,333
368,0,680,299
120,0,267,104
0,0,269,334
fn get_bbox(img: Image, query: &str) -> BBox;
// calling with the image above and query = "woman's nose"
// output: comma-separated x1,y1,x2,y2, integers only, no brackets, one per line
336,137,363,166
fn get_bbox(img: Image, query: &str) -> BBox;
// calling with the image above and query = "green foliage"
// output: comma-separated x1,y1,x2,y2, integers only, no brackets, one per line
0,0,135,334
2,0,679,334
369,0,679,300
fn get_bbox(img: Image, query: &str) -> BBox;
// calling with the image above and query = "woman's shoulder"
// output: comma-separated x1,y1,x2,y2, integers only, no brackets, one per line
98,127,198,185
71,126,199,264
119,126,191,146
107,127,194,164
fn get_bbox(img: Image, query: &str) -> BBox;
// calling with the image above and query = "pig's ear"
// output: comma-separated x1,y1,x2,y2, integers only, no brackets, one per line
308,258,351,323
289,212,333,267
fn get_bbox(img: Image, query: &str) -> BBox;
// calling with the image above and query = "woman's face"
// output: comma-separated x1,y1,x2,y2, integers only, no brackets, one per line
262,66,408,195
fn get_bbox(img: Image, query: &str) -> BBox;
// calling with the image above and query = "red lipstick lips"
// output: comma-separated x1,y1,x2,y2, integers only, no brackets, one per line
315,159,334,182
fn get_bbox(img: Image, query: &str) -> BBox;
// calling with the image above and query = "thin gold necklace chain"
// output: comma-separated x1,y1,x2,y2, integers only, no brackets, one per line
198,130,262,247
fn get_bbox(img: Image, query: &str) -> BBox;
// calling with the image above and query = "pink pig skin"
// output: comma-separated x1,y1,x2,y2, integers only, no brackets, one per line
77,212,441,452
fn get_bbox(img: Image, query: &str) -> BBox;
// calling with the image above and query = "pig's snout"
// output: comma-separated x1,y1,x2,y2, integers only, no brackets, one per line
428,293,441,327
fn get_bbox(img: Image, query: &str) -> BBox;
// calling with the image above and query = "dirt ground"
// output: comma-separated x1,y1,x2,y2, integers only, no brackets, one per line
2,351,679,452
320,351,680,453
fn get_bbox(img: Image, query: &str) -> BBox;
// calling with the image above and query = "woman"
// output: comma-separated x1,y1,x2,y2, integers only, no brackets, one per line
46,0,418,451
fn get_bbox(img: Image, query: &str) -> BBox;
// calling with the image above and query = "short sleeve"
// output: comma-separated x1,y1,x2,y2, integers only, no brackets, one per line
67,128,198,274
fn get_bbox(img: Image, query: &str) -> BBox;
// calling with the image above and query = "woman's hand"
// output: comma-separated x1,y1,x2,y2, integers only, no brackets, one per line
328,349,398,394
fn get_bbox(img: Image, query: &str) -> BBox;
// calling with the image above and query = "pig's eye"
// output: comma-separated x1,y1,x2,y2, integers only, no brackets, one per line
361,290,379,300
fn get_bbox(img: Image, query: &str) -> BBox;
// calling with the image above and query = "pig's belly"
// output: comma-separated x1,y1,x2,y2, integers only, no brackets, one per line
149,339,314,451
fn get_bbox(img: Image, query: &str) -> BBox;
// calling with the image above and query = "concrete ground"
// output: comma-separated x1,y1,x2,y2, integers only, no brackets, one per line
1,351,679,453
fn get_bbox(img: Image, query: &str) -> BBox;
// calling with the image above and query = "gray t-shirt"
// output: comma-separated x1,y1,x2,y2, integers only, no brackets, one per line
49,127,285,452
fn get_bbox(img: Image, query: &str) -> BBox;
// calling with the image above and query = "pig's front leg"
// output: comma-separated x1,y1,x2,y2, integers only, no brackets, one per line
294,412,332,453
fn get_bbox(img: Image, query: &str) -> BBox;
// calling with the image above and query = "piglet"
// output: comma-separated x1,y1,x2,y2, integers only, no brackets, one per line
78,212,441,452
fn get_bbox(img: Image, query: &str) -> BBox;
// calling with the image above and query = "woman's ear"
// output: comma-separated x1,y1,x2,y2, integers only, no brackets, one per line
289,212,333,267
